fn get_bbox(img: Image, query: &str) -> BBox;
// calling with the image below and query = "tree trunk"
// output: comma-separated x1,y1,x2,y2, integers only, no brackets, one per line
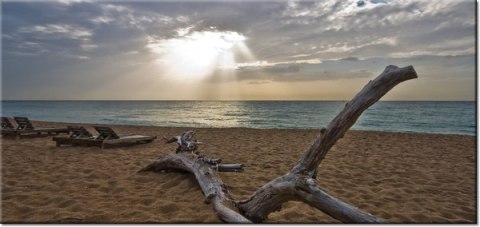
141,65,418,223
139,153,251,223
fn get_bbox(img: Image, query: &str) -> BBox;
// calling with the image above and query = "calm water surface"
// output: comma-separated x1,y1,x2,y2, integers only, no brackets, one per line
1,101,475,135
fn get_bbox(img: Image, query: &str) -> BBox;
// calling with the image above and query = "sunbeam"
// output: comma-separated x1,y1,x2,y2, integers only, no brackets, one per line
147,30,252,81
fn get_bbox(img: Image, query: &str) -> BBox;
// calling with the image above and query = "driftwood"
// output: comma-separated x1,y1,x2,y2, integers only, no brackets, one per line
141,131,249,223
140,65,418,223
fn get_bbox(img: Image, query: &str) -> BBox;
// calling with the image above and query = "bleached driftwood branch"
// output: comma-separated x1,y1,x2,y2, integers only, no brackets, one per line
163,130,202,154
141,130,248,223
141,65,418,223
140,152,250,223
237,65,417,223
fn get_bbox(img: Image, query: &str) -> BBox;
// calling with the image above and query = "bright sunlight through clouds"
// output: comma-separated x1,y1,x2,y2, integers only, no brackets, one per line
2,1,475,100
147,29,254,80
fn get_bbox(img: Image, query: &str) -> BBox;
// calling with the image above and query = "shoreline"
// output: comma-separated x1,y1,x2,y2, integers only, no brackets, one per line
3,100,475,136
24,119,478,137
1,120,476,223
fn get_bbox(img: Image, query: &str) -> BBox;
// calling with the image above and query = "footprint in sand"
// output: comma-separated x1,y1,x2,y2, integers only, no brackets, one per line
453,210,476,221
12,194,29,202
112,188,124,193
460,206,474,213
5,180,18,186
360,194,373,200
68,204,84,212
135,176,152,184
57,199,76,208
99,186,111,193
82,169,93,175
411,213,428,221
17,205,33,214
142,198,155,206
439,211,456,219
86,183,100,189
161,177,186,189
158,202,180,213
282,210,301,220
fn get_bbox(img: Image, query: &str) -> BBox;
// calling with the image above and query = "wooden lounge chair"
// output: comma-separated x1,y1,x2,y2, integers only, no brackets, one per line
94,126,157,149
1,117,17,137
53,126,101,147
53,126,156,149
6,116,70,138
68,126,94,138
2,117,15,130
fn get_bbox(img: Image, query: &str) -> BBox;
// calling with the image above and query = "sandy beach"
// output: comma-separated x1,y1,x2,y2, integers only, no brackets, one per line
1,121,476,223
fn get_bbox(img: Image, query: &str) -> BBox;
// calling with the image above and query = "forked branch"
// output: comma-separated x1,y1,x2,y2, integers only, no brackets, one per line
141,65,418,223
292,65,418,175
238,65,417,222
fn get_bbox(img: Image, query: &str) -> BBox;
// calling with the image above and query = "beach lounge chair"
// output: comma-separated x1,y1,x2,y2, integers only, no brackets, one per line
52,126,102,147
2,117,15,130
93,126,157,149
14,116,35,130
53,126,156,149
68,126,94,138
5,116,70,138
1,117,18,137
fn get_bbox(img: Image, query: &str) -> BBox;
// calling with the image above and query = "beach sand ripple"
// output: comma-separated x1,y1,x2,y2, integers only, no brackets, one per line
1,122,476,223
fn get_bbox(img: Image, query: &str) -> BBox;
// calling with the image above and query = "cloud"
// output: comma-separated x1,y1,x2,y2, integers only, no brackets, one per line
175,25,194,36
5,1,473,63
1,1,475,100
19,23,92,40
221,57,376,84
57,0,91,6
244,0,475,63
208,54,474,85
234,62,374,83
340,57,359,61
90,16,115,25
369,0,390,4
263,64,301,74
3,1,180,60
5,22,95,58
80,44,98,51
96,3,175,32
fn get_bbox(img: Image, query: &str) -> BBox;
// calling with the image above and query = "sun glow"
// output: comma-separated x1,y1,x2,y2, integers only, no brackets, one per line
147,30,252,80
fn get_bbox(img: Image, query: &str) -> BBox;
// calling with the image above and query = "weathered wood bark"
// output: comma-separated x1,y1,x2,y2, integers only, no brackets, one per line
139,152,251,223
295,180,385,223
164,130,202,154
216,164,244,172
141,131,249,223
292,65,418,174
141,65,417,223
237,65,417,223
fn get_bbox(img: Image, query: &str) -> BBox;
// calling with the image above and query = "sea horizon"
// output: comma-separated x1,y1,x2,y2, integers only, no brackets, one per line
1,99,476,102
1,100,475,136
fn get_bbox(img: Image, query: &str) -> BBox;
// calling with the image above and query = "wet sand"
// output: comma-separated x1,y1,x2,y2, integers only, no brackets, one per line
1,121,476,223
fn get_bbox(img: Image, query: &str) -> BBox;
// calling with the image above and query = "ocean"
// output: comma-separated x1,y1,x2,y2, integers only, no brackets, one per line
1,101,476,136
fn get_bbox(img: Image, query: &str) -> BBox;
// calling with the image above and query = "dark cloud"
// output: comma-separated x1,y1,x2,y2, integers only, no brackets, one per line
3,1,475,62
263,64,301,74
235,66,374,82
369,0,390,4
204,54,474,85
231,61,375,83
340,57,359,61
1,0,475,100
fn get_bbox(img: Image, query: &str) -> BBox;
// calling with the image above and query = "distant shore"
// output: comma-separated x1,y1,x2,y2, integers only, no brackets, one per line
1,121,476,223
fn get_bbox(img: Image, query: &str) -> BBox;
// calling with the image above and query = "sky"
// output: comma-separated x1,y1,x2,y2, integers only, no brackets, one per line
1,0,476,100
